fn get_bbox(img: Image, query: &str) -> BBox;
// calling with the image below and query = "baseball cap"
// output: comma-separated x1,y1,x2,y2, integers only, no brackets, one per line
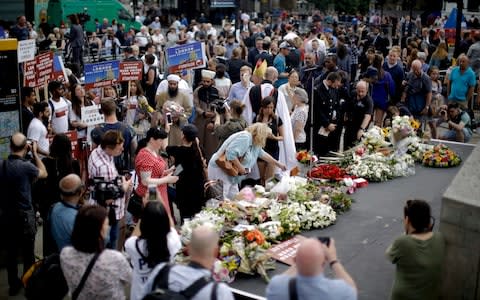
279,41,292,49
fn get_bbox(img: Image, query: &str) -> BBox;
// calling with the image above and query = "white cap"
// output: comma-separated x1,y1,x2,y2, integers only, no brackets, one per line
201,69,216,80
167,74,180,82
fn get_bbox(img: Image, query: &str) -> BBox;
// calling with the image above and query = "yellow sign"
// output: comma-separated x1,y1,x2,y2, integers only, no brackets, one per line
0,39,18,51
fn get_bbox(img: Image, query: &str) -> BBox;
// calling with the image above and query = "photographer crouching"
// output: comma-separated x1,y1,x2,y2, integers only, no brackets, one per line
429,103,473,143
88,130,132,250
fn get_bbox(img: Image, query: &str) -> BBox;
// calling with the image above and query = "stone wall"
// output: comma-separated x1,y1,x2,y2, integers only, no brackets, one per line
440,142,480,299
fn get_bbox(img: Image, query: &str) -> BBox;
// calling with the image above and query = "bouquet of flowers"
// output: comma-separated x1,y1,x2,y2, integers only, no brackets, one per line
347,153,395,182
287,182,317,202
299,202,336,230
308,164,347,181
391,116,414,143
422,144,462,168
258,221,283,241
180,210,225,244
230,229,275,281
296,150,313,164
162,100,186,118
392,153,415,177
317,185,354,213
362,126,391,152
267,201,302,239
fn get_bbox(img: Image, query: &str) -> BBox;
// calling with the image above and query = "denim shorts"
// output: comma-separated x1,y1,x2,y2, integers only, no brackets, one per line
442,128,472,143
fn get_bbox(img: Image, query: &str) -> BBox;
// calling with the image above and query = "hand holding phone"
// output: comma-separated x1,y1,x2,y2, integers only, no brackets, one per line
166,113,173,125
173,164,184,176
148,185,157,201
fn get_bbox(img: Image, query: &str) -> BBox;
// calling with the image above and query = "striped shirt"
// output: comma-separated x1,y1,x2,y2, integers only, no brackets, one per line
88,146,125,220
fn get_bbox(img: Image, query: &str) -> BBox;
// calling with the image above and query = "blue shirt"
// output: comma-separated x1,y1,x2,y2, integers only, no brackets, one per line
266,273,357,300
227,81,254,103
448,66,476,102
50,201,79,250
273,54,288,88
208,131,266,184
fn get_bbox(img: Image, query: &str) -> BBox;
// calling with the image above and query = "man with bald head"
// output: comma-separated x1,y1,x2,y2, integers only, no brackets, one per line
50,174,83,251
141,225,235,299
400,59,432,119
0,132,47,295
344,80,373,150
446,54,476,110
266,238,357,300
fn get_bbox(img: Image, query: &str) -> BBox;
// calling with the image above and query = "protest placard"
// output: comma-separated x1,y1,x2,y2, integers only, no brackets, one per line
119,61,143,82
35,52,54,87
81,105,104,126
23,59,37,88
166,42,206,74
17,39,36,63
52,54,68,83
84,60,120,88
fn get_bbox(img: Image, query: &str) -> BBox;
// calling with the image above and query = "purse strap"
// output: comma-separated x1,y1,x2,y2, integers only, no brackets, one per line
195,139,208,179
288,277,298,300
72,251,102,300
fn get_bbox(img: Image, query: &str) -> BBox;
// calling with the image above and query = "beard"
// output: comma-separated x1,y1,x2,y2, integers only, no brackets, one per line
168,87,178,98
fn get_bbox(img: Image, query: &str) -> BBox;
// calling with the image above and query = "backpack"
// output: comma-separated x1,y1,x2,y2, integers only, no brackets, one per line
143,264,218,300
23,253,69,300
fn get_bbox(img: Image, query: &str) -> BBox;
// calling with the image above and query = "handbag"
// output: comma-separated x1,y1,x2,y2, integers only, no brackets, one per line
215,152,240,177
127,174,144,218
204,180,223,200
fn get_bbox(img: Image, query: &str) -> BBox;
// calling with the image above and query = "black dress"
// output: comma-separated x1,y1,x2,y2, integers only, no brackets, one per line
166,145,206,220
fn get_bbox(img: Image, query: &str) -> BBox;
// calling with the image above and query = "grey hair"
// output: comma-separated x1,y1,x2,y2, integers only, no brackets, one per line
293,88,309,104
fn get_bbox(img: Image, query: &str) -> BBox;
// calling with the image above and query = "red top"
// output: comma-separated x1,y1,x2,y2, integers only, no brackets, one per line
135,148,169,214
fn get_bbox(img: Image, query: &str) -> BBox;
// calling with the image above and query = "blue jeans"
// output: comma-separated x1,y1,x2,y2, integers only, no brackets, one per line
107,221,119,250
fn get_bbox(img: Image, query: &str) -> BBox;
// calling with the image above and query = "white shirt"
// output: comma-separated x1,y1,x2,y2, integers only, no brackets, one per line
27,118,49,156
124,229,182,300
49,97,71,134
141,53,159,72
123,95,140,126
283,32,299,41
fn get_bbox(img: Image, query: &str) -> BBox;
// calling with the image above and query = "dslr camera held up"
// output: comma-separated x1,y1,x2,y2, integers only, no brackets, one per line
209,99,229,114
90,177,124,206
439,108,447,118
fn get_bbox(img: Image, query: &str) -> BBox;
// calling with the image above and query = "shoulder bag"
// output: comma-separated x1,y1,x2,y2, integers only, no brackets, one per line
127,173,144,218
215,152,240,177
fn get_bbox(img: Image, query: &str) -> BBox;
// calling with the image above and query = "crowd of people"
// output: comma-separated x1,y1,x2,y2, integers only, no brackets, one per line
1,5,473,299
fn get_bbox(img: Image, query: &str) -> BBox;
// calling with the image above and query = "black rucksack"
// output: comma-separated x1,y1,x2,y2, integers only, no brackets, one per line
23,253,69,300
143,264,218,300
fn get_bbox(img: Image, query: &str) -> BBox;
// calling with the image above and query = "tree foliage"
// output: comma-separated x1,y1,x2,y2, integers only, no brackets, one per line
306,0,371,14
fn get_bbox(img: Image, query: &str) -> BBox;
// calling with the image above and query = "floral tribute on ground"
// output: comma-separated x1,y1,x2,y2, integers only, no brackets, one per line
179,177,354,282
177,117,462,282
319,116,462,182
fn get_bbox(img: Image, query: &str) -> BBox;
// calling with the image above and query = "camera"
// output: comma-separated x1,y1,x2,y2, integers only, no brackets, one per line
440,109,447,117
210,99,228,114
317,236,331,247
90,176,124,206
